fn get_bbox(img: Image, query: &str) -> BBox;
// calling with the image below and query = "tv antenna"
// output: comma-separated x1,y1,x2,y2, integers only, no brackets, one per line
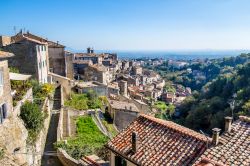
13,26,16,35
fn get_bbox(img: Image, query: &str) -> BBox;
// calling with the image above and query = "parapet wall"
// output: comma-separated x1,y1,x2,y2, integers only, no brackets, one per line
13,88,33,116
57,86,80,166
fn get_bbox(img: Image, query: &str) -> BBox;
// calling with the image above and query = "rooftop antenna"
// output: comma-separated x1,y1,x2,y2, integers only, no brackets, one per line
13,26,16,35
200,130,210,149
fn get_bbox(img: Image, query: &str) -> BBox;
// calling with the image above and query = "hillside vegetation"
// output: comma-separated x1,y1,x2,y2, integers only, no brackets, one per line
151,53,250,134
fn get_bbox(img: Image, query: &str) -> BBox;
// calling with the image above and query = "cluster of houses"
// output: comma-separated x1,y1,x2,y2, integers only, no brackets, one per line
0,31,249,166
162,84,192,105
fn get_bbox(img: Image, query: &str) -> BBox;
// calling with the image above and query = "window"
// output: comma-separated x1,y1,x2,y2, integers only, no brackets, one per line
0,104,7,124
115,155,127,166
0,69,3,96
39,62,42,69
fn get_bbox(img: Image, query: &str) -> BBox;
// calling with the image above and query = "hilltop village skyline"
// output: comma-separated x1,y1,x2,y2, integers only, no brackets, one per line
0,0,250,166
0,30,249,166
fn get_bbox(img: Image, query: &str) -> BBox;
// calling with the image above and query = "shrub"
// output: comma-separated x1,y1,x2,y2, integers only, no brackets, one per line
20,101,44,133
31,80,54,104
55,116,108,159
65,93,102,110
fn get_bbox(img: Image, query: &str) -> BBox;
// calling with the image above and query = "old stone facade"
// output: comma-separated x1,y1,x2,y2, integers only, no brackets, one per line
0,36,11,47
0,59,28,165
84,64,109,85
0,60,13,122
65,51,74,80
107,100,139,131
2,36,49,83
48,41,66,76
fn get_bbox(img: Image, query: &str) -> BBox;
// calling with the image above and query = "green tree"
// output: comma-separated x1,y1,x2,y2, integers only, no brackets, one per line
20,101,44,132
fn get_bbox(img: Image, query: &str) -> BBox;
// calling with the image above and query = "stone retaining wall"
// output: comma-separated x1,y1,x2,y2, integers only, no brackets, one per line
26,98,51,166
13,88,33,116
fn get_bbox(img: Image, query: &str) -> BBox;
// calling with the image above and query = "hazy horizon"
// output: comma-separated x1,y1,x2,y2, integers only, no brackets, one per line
1,0,250,51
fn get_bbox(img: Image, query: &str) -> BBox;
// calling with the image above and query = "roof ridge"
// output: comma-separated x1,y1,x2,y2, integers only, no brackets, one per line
140,114,210,142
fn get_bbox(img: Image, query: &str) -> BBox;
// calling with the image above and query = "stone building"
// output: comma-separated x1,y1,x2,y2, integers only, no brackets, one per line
0,36,11,47
107,99,139,131
65,51,74,79
132,66,142,75
0,51,13,123
106,114,250,166
0,51,28,165
106,114,209,166
47,41,66,76
1,33,49,83
122,61,129,70
118,80,128,96
84,64,110,85
20,33,66,77
75,81,119,97
74,52,102,64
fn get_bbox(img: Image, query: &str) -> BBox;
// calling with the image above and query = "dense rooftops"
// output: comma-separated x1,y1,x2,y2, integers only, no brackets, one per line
106,114,210,166
195,116,250,166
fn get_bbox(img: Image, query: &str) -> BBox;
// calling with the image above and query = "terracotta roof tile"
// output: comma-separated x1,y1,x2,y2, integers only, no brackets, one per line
195,116,250,166
106,114,210,166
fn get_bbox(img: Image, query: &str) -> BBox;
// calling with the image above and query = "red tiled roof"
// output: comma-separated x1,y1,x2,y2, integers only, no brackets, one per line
106,114,210,166
195,116,250,166
196,157,227,166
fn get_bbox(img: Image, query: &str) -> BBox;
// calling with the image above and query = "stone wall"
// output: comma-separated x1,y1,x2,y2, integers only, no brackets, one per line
26,98,51,166
0,116,28,165
114,109,138,131
49,46,66,76
48,72,73,99
0,60,28,165
0,60,13,119
65,52,74,80
13,88,33,116
57,86,81,166
0,36,11,47
118,95,151,114
2,40,39,78
57,148,79,166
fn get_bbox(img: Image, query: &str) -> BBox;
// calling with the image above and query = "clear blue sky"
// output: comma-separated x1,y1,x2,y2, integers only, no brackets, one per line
1,0,250,51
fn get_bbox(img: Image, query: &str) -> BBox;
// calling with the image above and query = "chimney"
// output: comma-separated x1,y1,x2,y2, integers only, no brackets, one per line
224,117,233,133
87,47,91,53
90,47,94,53
212,128,221,146
56,41,59,45
131,132,138,154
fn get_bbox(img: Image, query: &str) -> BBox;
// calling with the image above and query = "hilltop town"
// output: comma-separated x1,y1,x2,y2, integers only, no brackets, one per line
0,31,249,166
